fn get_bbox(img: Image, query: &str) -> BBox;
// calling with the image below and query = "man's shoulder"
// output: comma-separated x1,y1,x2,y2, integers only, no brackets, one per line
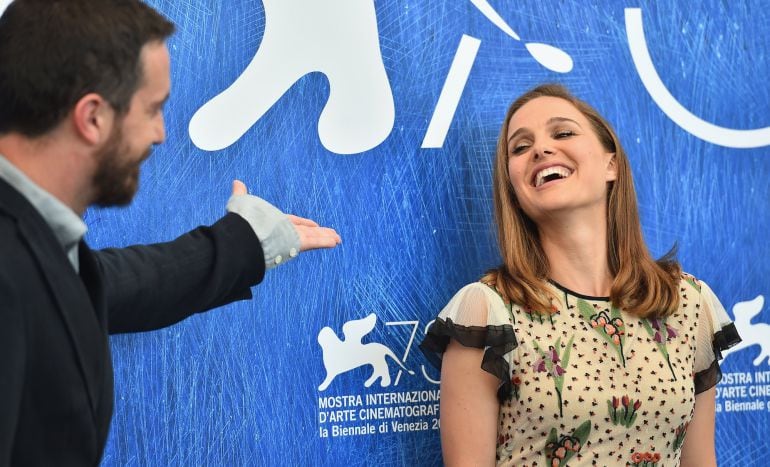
0,214,26,289
0,176,35,222
0,208,39,269
0,209,20,240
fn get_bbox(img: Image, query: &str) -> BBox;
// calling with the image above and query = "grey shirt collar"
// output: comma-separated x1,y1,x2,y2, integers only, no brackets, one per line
0,154,87,271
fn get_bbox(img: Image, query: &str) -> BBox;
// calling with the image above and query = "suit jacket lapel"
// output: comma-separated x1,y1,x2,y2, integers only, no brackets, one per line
0,179,107,420
79,241,107,328
78,242,115,442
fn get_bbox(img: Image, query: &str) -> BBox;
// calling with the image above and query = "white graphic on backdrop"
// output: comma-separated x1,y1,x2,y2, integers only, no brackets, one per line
189,0,394,155
625,8,770,149
317,314,414,391
422,35,482,149
723,295,769,365
7,2,765,153
189,0,574,154
422,0,574,148
316,317,440,439
469,0,573,72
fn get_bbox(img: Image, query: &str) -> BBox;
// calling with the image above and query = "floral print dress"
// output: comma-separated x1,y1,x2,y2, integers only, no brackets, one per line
421,274,740,466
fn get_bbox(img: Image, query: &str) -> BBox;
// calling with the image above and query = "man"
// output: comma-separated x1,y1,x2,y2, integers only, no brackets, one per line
0,0,341,464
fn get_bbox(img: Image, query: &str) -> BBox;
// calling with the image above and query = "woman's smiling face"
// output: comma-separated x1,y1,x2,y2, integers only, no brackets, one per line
505,96,617,222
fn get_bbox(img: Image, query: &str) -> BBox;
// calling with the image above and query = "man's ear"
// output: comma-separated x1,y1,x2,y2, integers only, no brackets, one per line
605,152,617,182
71,93,114,145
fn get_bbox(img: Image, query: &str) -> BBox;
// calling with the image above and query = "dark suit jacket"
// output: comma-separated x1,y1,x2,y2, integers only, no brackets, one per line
0,178,266,466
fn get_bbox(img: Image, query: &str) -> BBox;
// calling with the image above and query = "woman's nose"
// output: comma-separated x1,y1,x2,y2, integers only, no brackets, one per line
533,147,554,160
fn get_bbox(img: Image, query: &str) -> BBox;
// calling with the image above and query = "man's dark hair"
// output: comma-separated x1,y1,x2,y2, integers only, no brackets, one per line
0,0,175,137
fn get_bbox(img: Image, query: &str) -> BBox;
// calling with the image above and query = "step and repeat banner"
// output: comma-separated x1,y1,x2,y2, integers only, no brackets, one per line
70,0,768,465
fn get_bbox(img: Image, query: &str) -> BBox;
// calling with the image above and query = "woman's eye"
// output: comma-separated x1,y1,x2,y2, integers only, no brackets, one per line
554,130,575,139
511,144,530,155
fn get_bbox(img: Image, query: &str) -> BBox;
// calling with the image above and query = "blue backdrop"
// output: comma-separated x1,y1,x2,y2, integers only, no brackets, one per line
79,0,769,465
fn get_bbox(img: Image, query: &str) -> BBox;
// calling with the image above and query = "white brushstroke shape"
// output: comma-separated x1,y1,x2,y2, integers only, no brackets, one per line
189,0,394,155
524,42,573,73
469,0,520,40
422,35,481,148
626,8,770,149
469,0,573,74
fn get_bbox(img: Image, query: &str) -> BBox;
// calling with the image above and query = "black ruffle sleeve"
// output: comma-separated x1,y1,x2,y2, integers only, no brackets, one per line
420,317,518,402
694,322,742,394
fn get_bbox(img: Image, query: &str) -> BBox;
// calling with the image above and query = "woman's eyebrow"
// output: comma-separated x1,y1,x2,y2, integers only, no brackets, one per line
547,116,582,128
507,127,531,143
508,116,582,143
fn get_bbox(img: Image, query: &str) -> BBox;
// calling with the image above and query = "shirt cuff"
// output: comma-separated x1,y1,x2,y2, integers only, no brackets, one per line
226,194,301,269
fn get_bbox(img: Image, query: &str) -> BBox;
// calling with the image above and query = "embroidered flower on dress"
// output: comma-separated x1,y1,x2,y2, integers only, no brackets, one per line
630,451,661,465
543,421,591,467
577,299,626,366
672,421,690,451
641,317,679,380
590,311,625,346
532,337,575,417
533,346,565,377
608,395,642,427
650,318,678,343
511,375,522,401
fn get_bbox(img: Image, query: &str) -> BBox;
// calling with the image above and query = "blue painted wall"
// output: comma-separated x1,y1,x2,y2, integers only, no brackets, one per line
86,1,769,465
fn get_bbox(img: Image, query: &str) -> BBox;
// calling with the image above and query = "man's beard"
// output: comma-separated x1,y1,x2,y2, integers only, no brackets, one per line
91,124,150,207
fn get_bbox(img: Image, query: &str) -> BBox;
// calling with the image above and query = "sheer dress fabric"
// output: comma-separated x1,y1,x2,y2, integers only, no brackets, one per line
421,275,740,466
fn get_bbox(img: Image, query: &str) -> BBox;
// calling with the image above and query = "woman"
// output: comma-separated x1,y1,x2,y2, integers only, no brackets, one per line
421,84,740,466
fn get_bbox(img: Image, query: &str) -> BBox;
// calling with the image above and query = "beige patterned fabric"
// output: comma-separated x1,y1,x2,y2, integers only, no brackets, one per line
423,275,739,467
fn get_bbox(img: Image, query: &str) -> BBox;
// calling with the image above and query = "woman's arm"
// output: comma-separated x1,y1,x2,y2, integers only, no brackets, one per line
680,386,717,467
440,339,501,467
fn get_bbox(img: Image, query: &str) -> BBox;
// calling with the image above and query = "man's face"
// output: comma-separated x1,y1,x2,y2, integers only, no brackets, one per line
92,41,170,206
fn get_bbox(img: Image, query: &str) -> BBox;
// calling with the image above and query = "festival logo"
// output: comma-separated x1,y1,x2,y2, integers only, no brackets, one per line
715,295,770,416
317,314,414,391
723,295,769,366
316,315,441,439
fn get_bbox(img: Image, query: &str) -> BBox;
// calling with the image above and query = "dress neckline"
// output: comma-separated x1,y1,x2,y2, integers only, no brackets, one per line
548,279,610,302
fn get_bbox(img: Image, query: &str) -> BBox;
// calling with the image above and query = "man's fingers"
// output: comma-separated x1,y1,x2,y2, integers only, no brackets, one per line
231,179,248,196
296,225,341,251
283,213,340,251
287,214,319,227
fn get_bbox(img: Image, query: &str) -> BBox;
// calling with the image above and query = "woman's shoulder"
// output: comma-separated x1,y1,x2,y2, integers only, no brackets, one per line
438,281,512,326
680,271,704,293
679,272,722,305
678,272,732,328
456,280,505,295
446,281,509,307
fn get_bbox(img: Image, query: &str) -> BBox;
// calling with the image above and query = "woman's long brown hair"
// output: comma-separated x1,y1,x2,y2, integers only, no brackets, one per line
481,84,681,318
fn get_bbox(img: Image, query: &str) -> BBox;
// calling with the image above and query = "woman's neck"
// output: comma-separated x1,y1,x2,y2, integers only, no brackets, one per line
536,206,613,297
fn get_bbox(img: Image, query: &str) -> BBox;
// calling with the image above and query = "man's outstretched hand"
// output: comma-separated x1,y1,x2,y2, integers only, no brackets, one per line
287,214,341,251
231,180,341,252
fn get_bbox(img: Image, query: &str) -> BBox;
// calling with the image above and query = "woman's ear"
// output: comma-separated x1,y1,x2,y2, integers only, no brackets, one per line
605,152,617,182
